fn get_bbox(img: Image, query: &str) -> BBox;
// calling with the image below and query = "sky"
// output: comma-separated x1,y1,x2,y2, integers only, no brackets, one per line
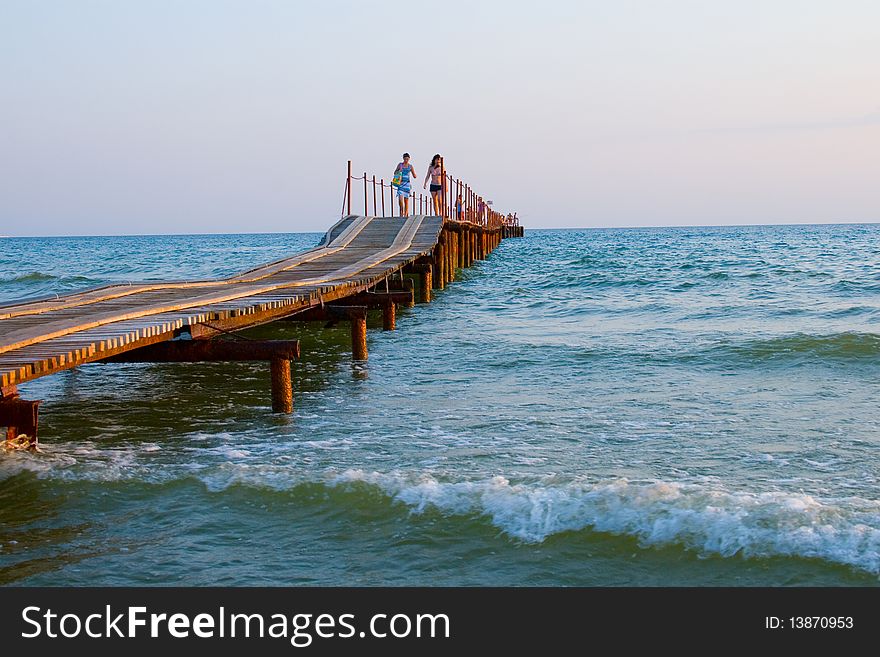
1,0,878,235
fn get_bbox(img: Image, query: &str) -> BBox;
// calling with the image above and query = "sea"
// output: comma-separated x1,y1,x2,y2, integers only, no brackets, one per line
1,224,879,586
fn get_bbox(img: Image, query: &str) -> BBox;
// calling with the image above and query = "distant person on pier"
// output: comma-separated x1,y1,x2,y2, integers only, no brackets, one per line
423,154,443,216
393,153,417,217
477,198,486,225
455,192,464,221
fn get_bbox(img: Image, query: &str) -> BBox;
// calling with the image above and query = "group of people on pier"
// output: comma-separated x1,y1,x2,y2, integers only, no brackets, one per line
392,152,515,226
392,152,441,218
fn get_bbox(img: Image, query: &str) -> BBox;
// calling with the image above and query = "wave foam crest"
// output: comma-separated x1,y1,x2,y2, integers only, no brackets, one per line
332,470,880,573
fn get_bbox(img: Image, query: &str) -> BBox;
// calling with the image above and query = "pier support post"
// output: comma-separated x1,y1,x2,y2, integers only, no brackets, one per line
102,339,300,415
412,264,432,303
1,395,40,450
382,300,396,331
449,230,457,281
434,242,445,290
451,231,457,281
460,229,467,268
457,227,467,269
403,277,415,307
444,232,451,284
350,309,368,361
270,358,293,413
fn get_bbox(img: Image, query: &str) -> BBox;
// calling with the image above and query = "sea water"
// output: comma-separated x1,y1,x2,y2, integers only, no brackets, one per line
1,225,878,585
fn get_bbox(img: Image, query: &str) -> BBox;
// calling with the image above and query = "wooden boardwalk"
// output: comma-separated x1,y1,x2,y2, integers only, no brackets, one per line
1,214,516,446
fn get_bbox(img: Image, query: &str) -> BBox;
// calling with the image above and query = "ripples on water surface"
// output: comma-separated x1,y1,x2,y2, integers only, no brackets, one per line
1,225,879,585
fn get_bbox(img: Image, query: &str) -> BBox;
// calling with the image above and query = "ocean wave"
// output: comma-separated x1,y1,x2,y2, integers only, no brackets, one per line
198,466,880,575
0,272,106,304
712,332,880,362
350,472,880,574
1,271,57,283
4,454,879,574
501,331,880,369
833,279,880,292
527,275,660,290
824,306,880,318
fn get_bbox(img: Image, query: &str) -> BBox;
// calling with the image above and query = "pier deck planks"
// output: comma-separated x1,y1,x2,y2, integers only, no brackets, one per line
0,215,471,389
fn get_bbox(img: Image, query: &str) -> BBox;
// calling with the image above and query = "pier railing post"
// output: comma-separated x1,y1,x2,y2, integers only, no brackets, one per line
439,157,446,219
347,160,352,216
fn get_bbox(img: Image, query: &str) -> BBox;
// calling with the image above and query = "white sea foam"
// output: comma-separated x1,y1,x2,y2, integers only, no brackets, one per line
329,470,880,574
4,446,878,574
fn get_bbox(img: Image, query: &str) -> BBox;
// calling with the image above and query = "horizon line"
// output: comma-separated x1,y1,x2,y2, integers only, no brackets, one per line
2,219,879,239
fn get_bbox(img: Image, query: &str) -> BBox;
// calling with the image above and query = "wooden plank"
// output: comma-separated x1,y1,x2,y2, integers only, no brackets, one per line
0,215,445,387
0,215,437,355
0,215,376,321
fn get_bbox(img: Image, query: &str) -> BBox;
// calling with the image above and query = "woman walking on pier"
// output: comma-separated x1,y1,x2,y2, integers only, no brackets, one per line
423,154,443,216
393,153,417,217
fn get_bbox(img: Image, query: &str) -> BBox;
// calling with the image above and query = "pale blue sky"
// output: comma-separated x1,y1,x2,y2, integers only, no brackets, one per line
1,0,878,235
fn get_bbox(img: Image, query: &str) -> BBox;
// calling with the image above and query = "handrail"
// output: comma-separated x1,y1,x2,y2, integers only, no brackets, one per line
342,159,519,229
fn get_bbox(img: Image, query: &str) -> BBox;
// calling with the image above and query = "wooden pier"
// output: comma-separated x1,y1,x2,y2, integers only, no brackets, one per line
1,198,523,447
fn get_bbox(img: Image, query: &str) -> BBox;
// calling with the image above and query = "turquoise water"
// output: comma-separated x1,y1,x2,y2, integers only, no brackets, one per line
1,225,879,586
